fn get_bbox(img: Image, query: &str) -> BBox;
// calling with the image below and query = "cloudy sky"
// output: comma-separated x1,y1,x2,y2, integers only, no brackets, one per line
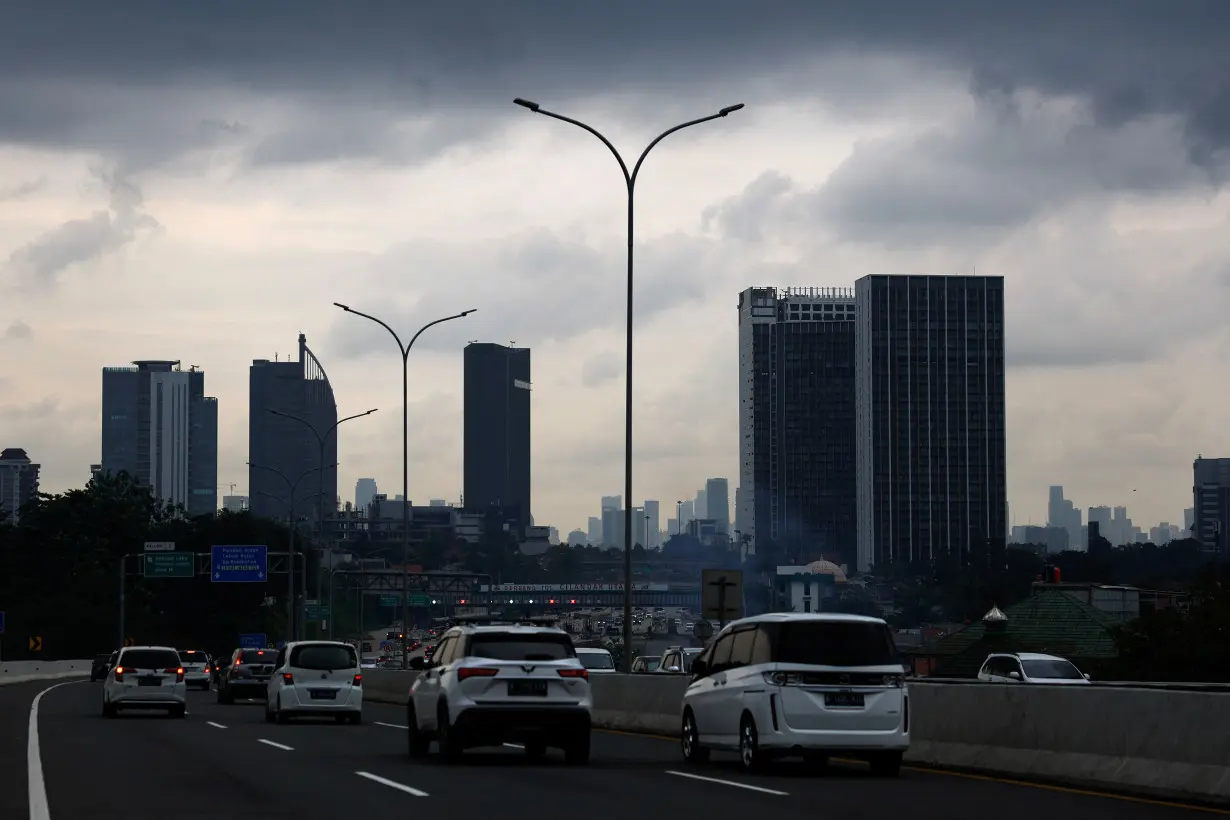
3,1,1229,536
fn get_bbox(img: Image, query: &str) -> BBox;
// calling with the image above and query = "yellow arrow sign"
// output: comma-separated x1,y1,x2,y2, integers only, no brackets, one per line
28,635,42,652
124,636,136,647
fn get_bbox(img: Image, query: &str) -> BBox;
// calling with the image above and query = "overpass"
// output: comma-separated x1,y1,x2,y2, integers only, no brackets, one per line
475,582,701,609
6,660,1225,816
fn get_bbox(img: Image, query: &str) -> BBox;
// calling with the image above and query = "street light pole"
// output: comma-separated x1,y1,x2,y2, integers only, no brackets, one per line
249,461,336,642
333,303,476,668
513,97,744,671
268,407,377,638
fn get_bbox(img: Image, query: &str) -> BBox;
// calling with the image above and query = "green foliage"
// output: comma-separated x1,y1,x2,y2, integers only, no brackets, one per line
0,472,296,660
1109,567,1230,682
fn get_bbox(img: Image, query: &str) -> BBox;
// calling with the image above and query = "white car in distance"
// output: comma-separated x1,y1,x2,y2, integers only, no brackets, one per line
575,647,617,673
102,645,187,718
977,652,1092,684
178,649,212,689
265,641,363,724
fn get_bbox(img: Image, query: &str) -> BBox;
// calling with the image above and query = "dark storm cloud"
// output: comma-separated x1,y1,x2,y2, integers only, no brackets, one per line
4,1,1229,170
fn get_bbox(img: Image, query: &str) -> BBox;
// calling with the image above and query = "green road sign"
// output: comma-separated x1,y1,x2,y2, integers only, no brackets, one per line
144,552,195,578
304,604,331,620
409,593,430,606
380,595,399,608
380,593,431,607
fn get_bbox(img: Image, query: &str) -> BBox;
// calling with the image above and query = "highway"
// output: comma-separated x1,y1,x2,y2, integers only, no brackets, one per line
4,679,1219,819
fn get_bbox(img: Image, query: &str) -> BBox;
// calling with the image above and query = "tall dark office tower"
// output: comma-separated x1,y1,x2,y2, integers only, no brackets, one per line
248,334,338,522
100,360,218,515
738,287,858,567
854,274,1007,572
463,342,531,531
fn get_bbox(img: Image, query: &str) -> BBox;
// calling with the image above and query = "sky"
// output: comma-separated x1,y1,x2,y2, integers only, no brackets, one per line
3,1,1230,537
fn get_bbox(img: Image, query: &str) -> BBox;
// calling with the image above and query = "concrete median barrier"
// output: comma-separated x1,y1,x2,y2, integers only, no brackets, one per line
362,669,1230,804
0,659,92,686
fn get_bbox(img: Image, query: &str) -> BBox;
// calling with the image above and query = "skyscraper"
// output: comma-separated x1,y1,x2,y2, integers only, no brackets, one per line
854,274,1007,572
463,342,531,530
355,478,377,510
100,360,217,515
643,500,661,548
738,287,858,565
705,478,730,535
248,334,337,522
0,448,40,522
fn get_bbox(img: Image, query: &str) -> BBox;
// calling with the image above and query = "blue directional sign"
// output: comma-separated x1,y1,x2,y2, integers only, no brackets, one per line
239,633,266,650
211,545,268,583
0,611,5,635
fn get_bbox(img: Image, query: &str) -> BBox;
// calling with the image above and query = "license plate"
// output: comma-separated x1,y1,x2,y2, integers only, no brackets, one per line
138,677,161,687
824,691,864,708
507,680,548,697
309,689,337,700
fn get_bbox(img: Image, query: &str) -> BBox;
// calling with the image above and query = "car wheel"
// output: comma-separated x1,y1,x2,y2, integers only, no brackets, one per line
436,702,463,762
564,732,590,765
348,712,362,725
681,710,709,763
102,700,117,718
170,704,186,719
869,750,903,777
738,715,765,773
406,703,430,758
524,741,547,761
264,701,275,723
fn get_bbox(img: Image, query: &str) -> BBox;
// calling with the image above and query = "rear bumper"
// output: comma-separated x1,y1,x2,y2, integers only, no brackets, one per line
282,686,363,713
226,679,269,695
109,686,186,706
452,705,590,746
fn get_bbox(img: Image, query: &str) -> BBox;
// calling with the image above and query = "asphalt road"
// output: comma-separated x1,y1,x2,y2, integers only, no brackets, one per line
4,679,1220,819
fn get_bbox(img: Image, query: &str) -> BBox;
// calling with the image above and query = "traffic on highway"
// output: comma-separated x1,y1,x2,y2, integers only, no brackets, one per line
6,612,1216,820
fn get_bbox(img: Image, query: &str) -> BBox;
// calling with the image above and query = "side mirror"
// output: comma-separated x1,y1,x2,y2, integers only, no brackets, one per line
665,666,681,674
1083,673,1091,681
409,656,426,670
1008,671,1021,681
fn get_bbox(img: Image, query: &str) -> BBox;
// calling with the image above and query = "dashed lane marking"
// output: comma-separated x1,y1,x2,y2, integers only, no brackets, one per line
206,721,226,729
664,770,789,796
258,739,294,751
375,721,408,729
355,771,429,797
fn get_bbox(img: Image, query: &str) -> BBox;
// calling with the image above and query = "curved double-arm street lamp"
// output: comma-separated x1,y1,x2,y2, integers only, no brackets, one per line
512,97,744,671
267,407,377,639
333,303,477,668
248,461,337,642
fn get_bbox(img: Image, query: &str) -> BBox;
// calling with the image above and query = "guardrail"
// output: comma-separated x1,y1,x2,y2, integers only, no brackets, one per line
917,676,1230,692
0,659,93,686
360,670,1230,805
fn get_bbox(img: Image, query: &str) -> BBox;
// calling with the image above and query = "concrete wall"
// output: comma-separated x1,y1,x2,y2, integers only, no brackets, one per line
360,671,1230,804
0,660,92,687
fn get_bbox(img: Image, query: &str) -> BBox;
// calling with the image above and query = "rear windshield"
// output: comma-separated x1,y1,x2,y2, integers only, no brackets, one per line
290,644,357,670
1022,658,1084,680
469,633,576,661
775,621,902,667
240,650,272,663
178,651,205,662
577,651,615,670
119,649,180,669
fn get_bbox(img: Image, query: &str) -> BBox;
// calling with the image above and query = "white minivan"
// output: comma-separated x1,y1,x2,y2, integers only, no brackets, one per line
102,645,187,718
680,613,909,774
265,641,363,724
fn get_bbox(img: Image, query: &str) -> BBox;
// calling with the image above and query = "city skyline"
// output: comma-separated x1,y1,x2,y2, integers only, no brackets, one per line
3,4,1229,534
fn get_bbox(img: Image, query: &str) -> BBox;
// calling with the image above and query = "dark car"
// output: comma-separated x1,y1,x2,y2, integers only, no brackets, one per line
90,652,117,682
211,653,232,685
216,648,275,704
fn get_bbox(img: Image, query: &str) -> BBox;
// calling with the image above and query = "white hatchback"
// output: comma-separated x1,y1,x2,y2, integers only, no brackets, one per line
265,641,363,724
102,645,187,718
177,649,212,690
681,613,909,775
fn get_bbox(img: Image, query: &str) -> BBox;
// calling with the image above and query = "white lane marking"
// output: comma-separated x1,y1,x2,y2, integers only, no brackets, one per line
258,739,294,751
29,680,87,820
355,771,429,797
664,770,789,796
206,721,227,729
375,721,408,729
503,743,525,749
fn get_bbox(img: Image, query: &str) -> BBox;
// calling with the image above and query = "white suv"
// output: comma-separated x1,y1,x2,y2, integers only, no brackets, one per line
102,645,187,718
407,624,592,763
977,652,1091,684
178,650,211,690
680,613,909,775
265,641,363,724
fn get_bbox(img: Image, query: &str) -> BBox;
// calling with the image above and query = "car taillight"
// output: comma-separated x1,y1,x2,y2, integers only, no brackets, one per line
457,667,499,680
352,674,362,686
557,668,588,680
114,666,126,681
282,673,294,684
166,667,185,682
